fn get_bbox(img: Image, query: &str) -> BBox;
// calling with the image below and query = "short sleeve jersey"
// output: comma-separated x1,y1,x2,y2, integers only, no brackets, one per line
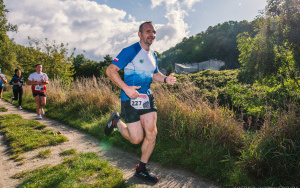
28,72,49,93
113,42,158,101
0,74,6,86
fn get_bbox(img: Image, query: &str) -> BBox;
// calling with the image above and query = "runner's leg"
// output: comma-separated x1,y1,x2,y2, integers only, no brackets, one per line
117,120,144,144
39,96,46,114
34,95,41,114
139,111,157,163
18,88,23,106
13,89,18,101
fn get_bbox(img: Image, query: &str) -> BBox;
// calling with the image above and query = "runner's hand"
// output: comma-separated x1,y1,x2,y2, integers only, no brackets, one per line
124,86,141,99
166,74,176,85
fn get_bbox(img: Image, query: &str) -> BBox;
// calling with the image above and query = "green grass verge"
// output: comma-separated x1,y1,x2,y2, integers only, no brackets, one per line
12,152,128,188
0,114,68,156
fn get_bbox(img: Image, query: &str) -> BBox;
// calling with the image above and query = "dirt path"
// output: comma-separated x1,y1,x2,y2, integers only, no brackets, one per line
0,100,218,188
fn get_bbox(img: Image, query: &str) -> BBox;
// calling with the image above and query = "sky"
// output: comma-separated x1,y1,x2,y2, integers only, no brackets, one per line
5,0,267,61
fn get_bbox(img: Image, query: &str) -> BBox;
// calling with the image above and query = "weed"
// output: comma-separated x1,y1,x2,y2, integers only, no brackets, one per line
36,149,52,159
59,148,77,156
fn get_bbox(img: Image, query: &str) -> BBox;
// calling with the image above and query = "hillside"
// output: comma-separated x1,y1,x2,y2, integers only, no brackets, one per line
158,19,260,70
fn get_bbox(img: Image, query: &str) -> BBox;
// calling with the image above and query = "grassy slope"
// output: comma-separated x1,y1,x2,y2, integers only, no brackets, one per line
3,74,299,186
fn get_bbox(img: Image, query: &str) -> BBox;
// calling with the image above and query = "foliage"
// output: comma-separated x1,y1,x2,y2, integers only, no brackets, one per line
0,0,18,73
166,64,174,76
14,38,75,84
73,54,112,78
159,20,259,70
237,0,300,87
239,105,300,186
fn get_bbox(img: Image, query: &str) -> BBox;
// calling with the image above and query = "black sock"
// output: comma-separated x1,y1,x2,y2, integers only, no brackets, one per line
138,161,146,170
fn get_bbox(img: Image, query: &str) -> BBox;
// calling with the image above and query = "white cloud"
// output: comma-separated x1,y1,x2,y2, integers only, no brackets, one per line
5,0,138,60
150,0,203,52
182,0,203,9
5,0,202,60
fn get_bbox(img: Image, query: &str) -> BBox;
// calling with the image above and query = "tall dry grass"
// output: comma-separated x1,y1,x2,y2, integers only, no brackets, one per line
153,81,244,150
46,76,120,114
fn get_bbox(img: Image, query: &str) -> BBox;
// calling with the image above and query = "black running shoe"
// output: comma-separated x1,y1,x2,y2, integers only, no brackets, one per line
134,164,159,183
104,112,120,136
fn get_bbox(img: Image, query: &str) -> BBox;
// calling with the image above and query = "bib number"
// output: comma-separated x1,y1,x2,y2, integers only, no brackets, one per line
35,85,44,91
131,94,150,109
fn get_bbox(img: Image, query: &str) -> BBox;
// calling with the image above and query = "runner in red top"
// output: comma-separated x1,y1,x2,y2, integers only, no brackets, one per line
27,64,49,120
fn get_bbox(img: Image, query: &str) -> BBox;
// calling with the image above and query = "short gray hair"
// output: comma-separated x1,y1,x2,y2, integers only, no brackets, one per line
139,21,153,32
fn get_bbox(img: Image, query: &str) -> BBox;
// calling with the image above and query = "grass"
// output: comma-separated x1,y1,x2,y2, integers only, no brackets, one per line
0,114,68,158
35,149,52,159
12,152,128,188
0,113,129,187
3,75,300,186
0,106,8,112
59,148,77,156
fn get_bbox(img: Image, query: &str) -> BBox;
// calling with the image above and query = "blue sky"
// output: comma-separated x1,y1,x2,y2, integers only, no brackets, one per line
5,0,267,60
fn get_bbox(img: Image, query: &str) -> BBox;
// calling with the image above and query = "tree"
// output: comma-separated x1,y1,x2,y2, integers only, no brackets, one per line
0,0,18,73
16,38,75,83
237,0,299,86
166,64,174,76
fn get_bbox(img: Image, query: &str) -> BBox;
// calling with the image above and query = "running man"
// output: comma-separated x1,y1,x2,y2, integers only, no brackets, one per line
105,21,176,183
0,68,7,101
27,64,49,120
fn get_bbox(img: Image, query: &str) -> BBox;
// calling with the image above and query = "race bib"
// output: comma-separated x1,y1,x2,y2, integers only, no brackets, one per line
35,85,44,91
131,94,150,109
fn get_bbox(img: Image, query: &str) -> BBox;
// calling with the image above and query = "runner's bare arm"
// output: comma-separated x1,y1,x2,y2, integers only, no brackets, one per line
27,80,37,85
41,80,49,85
153,72,176,86
0,75,7,84
106,64,140,98
27,80,34,85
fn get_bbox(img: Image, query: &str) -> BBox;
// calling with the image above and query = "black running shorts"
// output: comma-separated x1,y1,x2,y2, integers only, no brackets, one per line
121,94,157,123
33,93,46,97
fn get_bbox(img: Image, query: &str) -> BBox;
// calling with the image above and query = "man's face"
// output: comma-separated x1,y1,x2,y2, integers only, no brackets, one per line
36,65,42,72
139,23,156,46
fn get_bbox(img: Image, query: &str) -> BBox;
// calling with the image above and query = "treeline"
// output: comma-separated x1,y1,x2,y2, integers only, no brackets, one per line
159,0,300,80
0,0,112,83
158,20,259,70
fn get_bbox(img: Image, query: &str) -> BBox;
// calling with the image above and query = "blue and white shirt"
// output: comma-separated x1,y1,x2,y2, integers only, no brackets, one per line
113,42,158,101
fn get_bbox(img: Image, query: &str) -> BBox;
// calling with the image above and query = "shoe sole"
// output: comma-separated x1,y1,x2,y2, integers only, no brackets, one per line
134,173,159,183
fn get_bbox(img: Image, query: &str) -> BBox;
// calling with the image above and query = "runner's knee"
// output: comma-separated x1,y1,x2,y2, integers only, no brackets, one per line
40,101,46,107
130,136,143,145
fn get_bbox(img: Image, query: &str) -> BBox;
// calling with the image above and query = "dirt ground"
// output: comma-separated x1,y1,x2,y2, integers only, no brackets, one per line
0,100,218,188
